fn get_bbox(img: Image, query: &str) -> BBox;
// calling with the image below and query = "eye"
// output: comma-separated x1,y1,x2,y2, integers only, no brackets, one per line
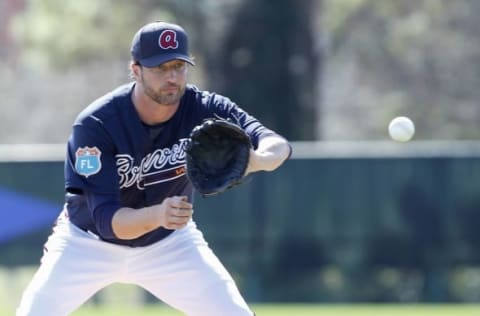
174,63,186,71
150,65,166,74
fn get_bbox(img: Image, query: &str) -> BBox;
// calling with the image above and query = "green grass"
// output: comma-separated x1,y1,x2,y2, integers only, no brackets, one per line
2,303,476,316
3,303,480,315
253,304,480,316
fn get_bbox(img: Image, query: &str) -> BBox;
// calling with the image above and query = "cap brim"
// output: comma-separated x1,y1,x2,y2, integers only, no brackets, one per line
139,53,195,67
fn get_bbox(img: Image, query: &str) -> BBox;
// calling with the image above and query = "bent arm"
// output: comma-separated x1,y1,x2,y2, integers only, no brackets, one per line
111,196,193,240
111,205,161,240
245,135,292,175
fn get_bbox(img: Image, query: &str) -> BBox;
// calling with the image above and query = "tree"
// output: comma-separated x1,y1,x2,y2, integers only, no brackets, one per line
11,0,169,70
322,0,480,140
208,0,323,140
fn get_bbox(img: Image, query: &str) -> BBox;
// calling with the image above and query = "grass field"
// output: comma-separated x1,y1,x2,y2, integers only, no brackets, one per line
72,304,480,316
3,268,480,315
3,304,480,316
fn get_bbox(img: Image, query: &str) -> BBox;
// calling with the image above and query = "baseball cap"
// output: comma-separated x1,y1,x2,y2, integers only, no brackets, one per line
131,21,195,67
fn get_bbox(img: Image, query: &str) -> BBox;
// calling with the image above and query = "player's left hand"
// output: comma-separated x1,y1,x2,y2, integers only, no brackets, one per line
185,118,252,196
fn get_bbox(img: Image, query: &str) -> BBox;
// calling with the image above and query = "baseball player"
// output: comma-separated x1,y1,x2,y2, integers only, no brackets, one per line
17,21,291,316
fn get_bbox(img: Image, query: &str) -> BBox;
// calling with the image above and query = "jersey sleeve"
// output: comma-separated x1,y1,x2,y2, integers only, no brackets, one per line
65,121,119,196
65,121,123,239
205,93,278,148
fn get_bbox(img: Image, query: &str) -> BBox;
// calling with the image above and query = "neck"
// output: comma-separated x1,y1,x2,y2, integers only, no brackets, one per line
132,84,180,125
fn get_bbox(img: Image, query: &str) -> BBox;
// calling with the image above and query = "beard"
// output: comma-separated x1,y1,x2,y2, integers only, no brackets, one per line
140,73,186,106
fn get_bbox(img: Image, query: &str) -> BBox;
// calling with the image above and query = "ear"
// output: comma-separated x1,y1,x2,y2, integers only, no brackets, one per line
130,62,142,79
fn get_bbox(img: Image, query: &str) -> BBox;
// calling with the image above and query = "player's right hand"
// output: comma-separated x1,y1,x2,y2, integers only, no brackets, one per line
158,196,193,230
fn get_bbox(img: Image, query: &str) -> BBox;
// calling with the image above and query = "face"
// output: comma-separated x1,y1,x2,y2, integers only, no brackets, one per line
134,60,188,106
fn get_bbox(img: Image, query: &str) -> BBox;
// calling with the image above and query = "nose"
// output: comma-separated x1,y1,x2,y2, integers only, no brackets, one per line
164,68,178,81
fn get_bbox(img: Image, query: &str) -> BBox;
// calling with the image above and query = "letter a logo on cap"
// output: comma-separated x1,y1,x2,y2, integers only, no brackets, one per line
158,30,179,49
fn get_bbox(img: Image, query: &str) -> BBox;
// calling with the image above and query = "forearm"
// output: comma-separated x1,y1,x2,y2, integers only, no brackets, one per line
111,196,193,240
246,135,291,174
111,206,160,240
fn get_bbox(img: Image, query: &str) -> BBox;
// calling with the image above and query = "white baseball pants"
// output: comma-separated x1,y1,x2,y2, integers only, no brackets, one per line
16,215,253,316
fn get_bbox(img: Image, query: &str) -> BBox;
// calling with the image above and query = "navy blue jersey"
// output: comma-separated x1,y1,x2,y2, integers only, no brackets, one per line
64,83,277,247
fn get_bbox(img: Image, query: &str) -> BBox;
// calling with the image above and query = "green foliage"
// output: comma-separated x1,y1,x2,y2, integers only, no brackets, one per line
10,0,172,70
321,0,480,140
4,0,480,141
323,0,369,34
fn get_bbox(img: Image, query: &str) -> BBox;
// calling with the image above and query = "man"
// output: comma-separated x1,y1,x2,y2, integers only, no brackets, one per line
17,21,291,316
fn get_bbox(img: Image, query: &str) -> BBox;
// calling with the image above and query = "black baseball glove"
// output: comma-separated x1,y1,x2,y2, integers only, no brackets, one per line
185,118,252,196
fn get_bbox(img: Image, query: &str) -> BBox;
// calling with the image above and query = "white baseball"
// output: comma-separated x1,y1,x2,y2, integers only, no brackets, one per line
388,116,415,142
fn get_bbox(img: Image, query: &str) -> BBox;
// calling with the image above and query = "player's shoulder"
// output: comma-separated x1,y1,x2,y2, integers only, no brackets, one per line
73,82,133,126
184,84,234,109
183,84,207,101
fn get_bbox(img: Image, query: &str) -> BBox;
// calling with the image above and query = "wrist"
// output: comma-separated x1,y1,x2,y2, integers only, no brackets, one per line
247,150,275,173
